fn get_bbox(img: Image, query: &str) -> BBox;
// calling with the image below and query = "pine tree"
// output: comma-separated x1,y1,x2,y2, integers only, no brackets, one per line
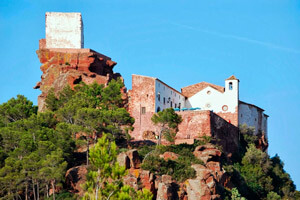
151,108,182,145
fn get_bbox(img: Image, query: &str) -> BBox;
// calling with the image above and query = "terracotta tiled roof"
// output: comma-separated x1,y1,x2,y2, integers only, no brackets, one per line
226,75,239,81
181,82,225,98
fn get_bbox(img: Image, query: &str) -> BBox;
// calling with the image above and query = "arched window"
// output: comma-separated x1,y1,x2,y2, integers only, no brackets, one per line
229,82,233,90
157,107,161,112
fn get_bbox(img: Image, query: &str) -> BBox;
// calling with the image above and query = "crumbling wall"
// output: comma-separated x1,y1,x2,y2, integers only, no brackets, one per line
128,75,157,140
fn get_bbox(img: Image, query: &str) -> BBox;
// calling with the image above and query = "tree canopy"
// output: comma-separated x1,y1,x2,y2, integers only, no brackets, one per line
151,108,182,144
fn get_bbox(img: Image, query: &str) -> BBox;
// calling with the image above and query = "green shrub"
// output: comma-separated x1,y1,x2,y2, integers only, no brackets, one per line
138,145,156,160
141,154,196,182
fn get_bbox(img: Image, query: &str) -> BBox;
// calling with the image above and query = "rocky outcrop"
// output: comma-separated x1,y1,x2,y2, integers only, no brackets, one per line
185,162,224,200
193,144,222,164
117,152,130,169
159,152,179,161
65,165,88,196
35,39,124,111
126,149,141,169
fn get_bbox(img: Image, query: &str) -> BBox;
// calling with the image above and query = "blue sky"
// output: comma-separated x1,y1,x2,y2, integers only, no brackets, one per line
1,0,300,189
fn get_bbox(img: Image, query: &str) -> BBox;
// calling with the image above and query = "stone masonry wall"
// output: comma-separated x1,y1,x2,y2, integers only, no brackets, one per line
129,75,156,140
216,106,239,127
176,110,212,139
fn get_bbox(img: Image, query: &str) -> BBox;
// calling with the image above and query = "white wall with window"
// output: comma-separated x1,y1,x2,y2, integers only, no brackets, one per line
185,79,239,113
154,79,185,112
239,102,268,135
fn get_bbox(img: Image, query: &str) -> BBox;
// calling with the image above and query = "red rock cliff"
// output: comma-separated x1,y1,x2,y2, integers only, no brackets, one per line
35,39,123,111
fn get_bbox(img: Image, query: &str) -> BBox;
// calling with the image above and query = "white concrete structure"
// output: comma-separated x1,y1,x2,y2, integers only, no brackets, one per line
155,79,185,112
184,76,239,113
45,12,84,49
239,101,268,136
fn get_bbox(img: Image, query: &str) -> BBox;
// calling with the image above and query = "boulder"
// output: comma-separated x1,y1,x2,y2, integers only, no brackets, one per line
65,165,88,196
186,179,210,200
155,175,179,200
117,152,130,169
126,149,141,169
193,144,222,164
159,152,179,161
191,164,211,180
139,170,155,193
123,173,138,190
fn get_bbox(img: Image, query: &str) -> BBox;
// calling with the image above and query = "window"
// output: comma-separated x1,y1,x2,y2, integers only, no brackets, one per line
229,82,233,90
141,107,146,114
157,92,160,101
179,103,181,109
171,91,172,95
157,107,161,112
170,101,173,107
163,97,166,105
222,105,228,111
207,90,211,95
175,103,177,108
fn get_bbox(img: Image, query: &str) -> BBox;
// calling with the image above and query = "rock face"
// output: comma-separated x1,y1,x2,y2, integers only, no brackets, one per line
126,149,141,169
186,163,224,200
117,152,130,169
193,144,222,164
35,39,123,111
65,165,87,196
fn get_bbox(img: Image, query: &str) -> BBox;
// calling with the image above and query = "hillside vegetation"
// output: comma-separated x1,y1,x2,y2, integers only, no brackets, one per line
0,81,299,200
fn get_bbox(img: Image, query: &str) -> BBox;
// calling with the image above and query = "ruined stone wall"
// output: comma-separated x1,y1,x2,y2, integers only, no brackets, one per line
46,12,84,49
176,110,212,139
128,75,157,140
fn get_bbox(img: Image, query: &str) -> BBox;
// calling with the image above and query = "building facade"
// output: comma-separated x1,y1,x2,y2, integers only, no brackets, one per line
128,74,268,142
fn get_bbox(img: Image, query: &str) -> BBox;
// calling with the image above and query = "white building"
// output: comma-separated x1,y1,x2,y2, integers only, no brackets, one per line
130,74,268,137
155,79,185,112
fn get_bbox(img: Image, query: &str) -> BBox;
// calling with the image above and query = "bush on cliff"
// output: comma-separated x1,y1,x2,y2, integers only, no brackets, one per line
140,142,206,182
225,144,300,200
45,80,134,165
82,134,152,200
151,108,182,144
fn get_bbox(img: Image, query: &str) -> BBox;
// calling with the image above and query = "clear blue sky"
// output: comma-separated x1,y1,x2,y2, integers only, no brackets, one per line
1,0,300,189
